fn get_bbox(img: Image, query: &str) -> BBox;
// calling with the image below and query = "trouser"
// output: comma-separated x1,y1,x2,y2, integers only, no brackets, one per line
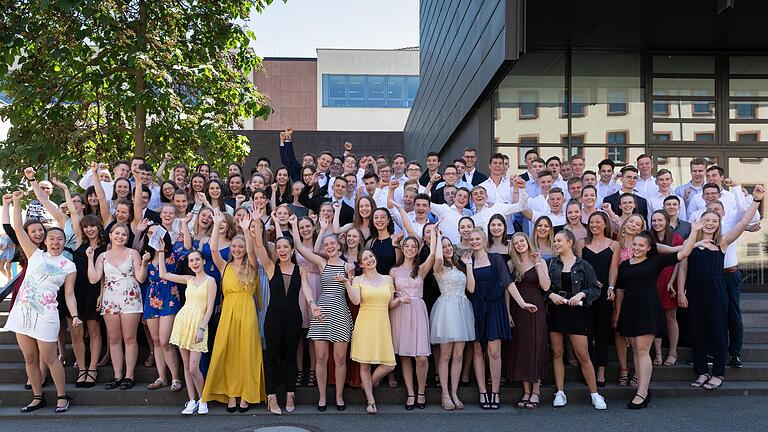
723,269,744,357
264,305,302,395
689,282,728,376
590,295,613,367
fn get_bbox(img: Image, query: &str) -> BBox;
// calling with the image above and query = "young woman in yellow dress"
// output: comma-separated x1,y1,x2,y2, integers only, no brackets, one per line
338,249,398,414
201,210,265,412
159,246,217,415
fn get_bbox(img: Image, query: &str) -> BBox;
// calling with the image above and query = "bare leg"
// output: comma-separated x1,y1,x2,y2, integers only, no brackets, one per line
332,342,348,405
147,318,167,383
570,334,598,393
665,309,679,364
401,356,415,401
415,355,428,404
472,342,487,394
17,334,43,407
313,340,329,406
86,320,102,375
438,343,452,397
69,317,87,383
461,343,473,382
550,332,565,391
159,315,179,382
38,340,68,407
104,314,125,379
487,340,502,393
450,342,465,403
631,335,655,404
120,313,142,380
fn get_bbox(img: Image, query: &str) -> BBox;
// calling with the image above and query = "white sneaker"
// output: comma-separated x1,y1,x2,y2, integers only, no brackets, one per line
553,391,567,408
591,393,607,410
197,400,209,415
181,400,198,415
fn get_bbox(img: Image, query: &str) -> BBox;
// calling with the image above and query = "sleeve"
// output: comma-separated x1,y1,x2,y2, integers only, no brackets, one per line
656,251,681,269
580,260,601,306
79,170,94,190
63,258,77,276
280,138,303,182
3,223,19,248
430,202,448,217
493,253,514,289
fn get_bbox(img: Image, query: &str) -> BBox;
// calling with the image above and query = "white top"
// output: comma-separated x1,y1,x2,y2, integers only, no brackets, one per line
674,181,705,207
4,250,76,342
430,203,472,244
635,176,659,198
647,191,688,221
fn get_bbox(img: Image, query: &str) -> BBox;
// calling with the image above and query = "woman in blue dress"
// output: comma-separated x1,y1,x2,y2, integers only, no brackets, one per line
467,228,537,410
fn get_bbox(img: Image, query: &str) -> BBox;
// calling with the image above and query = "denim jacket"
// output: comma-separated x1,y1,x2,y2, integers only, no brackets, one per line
547,256,601,307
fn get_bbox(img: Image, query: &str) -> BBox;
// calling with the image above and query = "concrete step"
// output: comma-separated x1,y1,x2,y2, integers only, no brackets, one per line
741,293,768,312
745,328,768,344
1,381,767,407
743,313,768,328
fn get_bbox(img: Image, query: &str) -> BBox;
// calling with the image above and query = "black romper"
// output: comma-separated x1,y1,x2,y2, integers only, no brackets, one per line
264,264,303,395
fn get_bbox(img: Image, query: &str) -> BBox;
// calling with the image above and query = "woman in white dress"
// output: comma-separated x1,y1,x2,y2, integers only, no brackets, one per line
3,191,80,413
430,229,475,411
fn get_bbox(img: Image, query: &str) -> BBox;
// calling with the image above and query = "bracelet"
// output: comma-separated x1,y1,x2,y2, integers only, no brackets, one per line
608,286,615,290
755,199,763,203
72,315,79,319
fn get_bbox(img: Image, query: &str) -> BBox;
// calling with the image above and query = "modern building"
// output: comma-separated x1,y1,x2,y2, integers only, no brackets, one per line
249,48,419,132
405,0,768,286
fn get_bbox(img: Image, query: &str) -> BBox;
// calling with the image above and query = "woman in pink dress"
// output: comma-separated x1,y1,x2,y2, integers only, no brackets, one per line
390,235,437,410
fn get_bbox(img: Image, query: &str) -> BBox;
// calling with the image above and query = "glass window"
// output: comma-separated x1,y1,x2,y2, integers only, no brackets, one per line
736,132,760,142
653,55,714,74
727,157,767,285
730,56,768,75
406,76,419,107
730,124,768,142
730,102,768,120
571,52,642,144
653,133,671,141
387,76,406,107
517,137,538,168
653,122,716,142
694,132,715,142
653,78,715,97
367,75,386,107
653,100,671,116
494,51,567,144
730,79,768,97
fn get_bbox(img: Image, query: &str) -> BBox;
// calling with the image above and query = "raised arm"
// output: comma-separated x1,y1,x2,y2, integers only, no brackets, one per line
209,210,228,271
158,244,193,285
722,185,764,249
132,176,143,232
156,153,172,184
675,221,702,261
433,230,445,274
86,248,104,284
10,191,38,257
339,273,362,306
460,253,476,293
135,250,150,283
418,226,439,277
389,199,417,239
314,216,330,256
239,213,258,270
251,209,275,278
24,167,67,227
56,179,84,247
288,214,326,268
280,130,303,182
91,163,113,224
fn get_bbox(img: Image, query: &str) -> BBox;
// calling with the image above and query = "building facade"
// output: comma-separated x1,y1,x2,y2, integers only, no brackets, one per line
405,0,768,287
251,58,318,131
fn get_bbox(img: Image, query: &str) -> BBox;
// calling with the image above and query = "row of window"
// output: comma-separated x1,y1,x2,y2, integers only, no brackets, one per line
321,74,419,108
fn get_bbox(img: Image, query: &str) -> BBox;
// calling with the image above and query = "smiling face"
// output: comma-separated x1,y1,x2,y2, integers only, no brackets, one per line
198,208,213,229
357,198,373,219
548,192,564,213
346,229,361,249
582,188,597,207
162,183,176,200
275,168,289,186
319,203,334,222
624,215,644,235
637,156,653,177
82,222,101,240
631,235,651,258
372,209,389,230
322,235,340,257
582,172,597,187
115,203,131,223
253,192,267,210
651,212,667,233
275,238,293,263
191,176,205,193
552,232,572,255
700,212,721,235
471,188,487,207
656,172,673,191
441,237,454,260
566,203,581,224
160,205,175,224
664,199,680,217
360,249,378,270
109,225,129,246
588,213,607,236
250,175,265,191
114,179,131,198
230,237,246,259
459,219,475,240
298,219,314,240
401,237,419,259
620,195,636,214
228,176,243,194
535,219,551,240
454,189,469,208
468,230,484,251
511,234,529,254
317,154,332,171
488,218,505,238
208,182,222,200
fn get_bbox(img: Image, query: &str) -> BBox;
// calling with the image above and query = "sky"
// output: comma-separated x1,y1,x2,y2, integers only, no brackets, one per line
247,0,420,58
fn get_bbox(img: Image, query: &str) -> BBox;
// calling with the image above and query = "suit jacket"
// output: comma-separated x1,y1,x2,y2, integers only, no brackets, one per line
464,170,488,187
430,186,447,205
298,185,354,226
603,191,649,224
143,208,162,225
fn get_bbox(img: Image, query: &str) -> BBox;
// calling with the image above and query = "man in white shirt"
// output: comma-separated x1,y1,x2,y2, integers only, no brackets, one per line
138,163,163,212
688,165,735,217
479,153,516,205
431,187,473,244
452,159,473,191
519,149,539,182
635,154,659,198
394,161,427,204
674,157,708,208
647,169,687,221
546,156,569,192
391,154,409,184
522,187,567,233
524,158,546,198
569,155,586,179
597,159,620,203
470,185,526,233
79,159,131,200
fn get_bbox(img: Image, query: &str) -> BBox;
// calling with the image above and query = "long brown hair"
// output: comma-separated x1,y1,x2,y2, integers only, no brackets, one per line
650,210,674,246
509,232,537,282
394,236,421,279
585,211,613,245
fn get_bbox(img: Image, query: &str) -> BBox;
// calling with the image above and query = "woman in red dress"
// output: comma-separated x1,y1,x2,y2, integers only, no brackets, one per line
649,210,683,367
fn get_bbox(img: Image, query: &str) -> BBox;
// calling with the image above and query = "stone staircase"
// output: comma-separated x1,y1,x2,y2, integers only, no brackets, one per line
0,293,767,408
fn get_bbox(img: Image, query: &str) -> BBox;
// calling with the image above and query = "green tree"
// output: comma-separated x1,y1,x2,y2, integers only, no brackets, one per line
0,0,274,186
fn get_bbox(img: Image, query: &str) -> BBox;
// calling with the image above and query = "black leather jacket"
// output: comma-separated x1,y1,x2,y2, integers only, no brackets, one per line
547,256,601,306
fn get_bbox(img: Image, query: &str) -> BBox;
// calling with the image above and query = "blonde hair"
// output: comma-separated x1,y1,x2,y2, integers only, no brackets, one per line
695,210,723,245
619,214,646,245
509,232,538,282
532,216,554,252
230,234,257,289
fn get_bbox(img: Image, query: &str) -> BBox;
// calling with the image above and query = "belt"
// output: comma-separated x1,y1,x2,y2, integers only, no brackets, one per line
724,266,738,273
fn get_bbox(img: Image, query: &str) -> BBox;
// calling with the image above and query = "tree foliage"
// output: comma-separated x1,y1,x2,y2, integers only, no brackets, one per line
0,0,275,187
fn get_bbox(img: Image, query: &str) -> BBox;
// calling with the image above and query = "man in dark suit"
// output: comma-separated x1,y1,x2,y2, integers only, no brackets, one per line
299,175,354,226
603,165,649,224
461,147,488,186
518,148,540,182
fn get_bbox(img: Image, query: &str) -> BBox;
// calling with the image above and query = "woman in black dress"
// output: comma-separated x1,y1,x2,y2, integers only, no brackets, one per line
577,211,619,387
614,228,699,409
546,230,604,409
367,207,401,277
507,232,550,409
678,186,763,391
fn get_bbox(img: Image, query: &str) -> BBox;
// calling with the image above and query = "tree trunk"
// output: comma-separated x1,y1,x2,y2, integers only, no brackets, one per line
133,0,147,157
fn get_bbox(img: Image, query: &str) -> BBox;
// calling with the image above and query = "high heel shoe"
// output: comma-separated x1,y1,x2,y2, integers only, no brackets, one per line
20,395,46,413
335,402,346,411
285,393,295,413
75,370,87,388
490,392,500,410
227,398,238,413
479,392,491,410
317,403,327,412
405,394,416,410
416,393,426,409
441,394,455,411
55,395,72,413
626,393,648,409
238,403,250,413
266,395,281,415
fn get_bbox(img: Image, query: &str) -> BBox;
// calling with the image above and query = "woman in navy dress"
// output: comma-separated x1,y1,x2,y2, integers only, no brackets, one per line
678,185,763,392
467,228,537,410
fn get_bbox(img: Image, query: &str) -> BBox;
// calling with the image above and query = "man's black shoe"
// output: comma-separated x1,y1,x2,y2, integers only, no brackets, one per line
728,355,743,368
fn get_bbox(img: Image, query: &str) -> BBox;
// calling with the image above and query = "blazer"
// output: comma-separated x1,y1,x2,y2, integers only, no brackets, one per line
464,170,489,187
298,185,354,226
603,191,649,224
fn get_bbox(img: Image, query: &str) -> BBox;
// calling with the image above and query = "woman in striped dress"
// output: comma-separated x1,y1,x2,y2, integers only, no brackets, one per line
290,214,355,411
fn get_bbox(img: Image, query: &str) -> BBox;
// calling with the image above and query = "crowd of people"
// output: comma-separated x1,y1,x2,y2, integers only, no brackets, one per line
1,127,763,415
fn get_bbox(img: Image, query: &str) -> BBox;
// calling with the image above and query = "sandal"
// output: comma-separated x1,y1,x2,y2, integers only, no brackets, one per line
20,395,47,413
663,354,678,367
653,353,663,366
617,368,629,386
75,370,88,388
306,370,317,387
84,369,98,388
452,395,464,410
266,395,282,415
366,402,378,414
170,379,183,392
630,375,639,388
441,394,455,411
295,370,304,387
144,351,155,368
526,393,540,409
147,378,168,390
479,392,491,410
490,392,500,410
690,374,711,388
120,378,135,390
516,393,531,408
703,376,724,390
55,395,72,413
104,378,123,390
405,394,415,410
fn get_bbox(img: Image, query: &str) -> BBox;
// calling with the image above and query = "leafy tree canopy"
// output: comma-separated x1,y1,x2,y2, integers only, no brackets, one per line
0,0,275,188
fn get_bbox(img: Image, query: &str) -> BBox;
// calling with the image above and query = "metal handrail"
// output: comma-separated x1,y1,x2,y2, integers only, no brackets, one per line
0,272,20,303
